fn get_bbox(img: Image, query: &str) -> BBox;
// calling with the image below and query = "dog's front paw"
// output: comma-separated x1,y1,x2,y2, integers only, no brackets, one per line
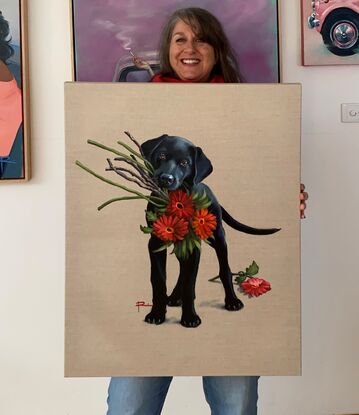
180,312,201,328
145,308,166,325
225,297,244,311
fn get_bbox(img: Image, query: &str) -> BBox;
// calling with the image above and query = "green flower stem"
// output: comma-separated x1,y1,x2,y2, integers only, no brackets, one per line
76,160,164,207
98,196,146,210
87,139,152,174
116,140,144,160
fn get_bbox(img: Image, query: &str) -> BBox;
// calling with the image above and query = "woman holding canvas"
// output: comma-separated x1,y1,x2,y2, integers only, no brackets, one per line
107,7,308,415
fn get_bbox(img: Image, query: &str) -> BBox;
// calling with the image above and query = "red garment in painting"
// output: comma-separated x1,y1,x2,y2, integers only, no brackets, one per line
0,78,22,157
151,73,225,83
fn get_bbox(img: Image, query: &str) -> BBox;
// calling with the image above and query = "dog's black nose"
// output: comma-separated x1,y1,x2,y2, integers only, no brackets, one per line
159,173,175,187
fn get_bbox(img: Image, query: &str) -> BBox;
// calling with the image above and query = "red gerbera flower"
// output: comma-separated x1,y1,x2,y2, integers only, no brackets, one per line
153,214,189,242
167,190,195,220
240,278,271,297
192,208,217,240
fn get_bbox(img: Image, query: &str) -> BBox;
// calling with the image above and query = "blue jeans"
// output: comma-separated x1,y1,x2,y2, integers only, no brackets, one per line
107,376,259,415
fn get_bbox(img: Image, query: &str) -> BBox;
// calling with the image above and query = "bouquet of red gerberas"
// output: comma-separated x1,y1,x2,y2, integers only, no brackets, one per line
140,189,217,259
75,131,216,259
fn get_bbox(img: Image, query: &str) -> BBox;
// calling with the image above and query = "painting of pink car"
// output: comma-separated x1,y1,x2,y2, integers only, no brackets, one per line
308,0,359,56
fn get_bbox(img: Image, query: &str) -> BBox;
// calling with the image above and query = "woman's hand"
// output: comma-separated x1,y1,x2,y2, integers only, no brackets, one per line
132,55,154,76
300,183,308,219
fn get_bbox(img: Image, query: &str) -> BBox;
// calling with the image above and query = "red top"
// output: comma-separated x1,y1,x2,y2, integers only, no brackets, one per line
151,73,225,83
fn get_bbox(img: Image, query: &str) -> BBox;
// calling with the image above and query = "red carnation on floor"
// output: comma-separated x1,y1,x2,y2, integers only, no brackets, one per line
240,278,271,297
167,190,195,220
192,208,217,240
153,214,189,242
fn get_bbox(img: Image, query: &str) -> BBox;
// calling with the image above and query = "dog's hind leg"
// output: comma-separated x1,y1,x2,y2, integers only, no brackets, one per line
145,235,168,325
210,226,244,311
167,277,183,307
179,249,202,328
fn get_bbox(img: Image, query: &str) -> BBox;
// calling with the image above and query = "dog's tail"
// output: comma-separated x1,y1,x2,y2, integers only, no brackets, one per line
221,206,281,235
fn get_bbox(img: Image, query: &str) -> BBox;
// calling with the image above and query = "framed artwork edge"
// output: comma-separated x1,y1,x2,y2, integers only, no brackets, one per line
69,0,76,82
21,0,31,181
2,0,31,183
277,0,283,82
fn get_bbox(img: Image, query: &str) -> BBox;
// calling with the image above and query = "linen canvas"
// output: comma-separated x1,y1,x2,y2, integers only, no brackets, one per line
65,83,301,376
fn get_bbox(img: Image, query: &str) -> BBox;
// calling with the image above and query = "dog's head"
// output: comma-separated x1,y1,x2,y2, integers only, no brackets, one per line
141,135,213,191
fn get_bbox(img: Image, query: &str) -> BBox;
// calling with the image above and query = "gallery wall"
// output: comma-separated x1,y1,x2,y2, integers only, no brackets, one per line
1,0,358,414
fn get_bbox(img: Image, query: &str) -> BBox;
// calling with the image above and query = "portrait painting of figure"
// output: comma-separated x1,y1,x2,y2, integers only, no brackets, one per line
302,0,359,65
71,0,280,83
0,0,29,181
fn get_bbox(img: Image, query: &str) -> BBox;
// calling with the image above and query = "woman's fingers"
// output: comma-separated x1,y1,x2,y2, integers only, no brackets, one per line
300,183,308,219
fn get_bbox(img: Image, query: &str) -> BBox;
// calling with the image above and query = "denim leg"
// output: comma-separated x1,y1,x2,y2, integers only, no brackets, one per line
202,376,259,415
106,376,173,415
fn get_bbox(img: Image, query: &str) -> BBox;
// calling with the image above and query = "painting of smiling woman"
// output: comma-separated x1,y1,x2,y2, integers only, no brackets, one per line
0,2,27,181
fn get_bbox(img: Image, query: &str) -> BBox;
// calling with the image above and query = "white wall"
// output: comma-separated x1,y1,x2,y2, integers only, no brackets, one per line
1,1,358,414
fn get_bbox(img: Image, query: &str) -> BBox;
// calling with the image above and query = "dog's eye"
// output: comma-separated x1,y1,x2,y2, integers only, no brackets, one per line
158,153,166,161
180,160,188,167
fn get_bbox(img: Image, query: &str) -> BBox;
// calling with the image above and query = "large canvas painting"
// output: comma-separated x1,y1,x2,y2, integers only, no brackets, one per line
301,0,359,66
71,0,280,83
65,83,301,377
0,0,30,181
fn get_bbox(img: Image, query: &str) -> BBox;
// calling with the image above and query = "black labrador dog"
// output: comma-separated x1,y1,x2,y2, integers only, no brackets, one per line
141,134,280,328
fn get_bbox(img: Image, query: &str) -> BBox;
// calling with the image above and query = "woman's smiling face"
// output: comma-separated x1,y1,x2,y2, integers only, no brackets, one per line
169,19,216,82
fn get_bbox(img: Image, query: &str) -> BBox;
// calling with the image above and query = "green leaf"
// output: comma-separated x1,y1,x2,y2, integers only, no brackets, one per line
191,192,199,201
156,206,167,214
181,238,187,259
188,238,194,255
246,261,259,277
193,238,202,250
198,190,208,202
235,275,247,284
201,200,212,209
152,243,172,253
146,211,158,222
140,225,153,234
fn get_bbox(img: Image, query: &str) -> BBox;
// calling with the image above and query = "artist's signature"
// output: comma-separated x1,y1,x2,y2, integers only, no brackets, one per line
135,301,153,312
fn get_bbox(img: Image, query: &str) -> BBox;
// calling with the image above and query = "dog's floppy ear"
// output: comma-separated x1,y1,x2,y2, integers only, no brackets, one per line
192,147,213,184
140,134,168,163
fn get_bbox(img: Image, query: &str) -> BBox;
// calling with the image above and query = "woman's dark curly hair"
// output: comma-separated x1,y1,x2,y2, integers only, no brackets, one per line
159,7,243,83
0,11,14,63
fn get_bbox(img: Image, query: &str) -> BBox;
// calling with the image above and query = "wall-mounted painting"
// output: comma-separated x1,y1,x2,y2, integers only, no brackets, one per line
65,83,301,377
0,0,30,181
71,0,280,83
301,0,359,66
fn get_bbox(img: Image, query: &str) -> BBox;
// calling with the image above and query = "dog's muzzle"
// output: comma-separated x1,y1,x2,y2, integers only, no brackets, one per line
159,173,175,188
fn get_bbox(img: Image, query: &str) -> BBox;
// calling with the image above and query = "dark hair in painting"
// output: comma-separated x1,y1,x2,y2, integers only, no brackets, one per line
159,7,243,83
0,11,14,63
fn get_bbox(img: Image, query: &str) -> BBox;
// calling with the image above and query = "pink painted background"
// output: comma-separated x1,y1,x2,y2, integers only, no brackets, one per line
72,0,279,82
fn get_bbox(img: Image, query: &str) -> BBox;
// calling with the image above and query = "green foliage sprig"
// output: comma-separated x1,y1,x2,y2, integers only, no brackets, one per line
76,131,169,210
